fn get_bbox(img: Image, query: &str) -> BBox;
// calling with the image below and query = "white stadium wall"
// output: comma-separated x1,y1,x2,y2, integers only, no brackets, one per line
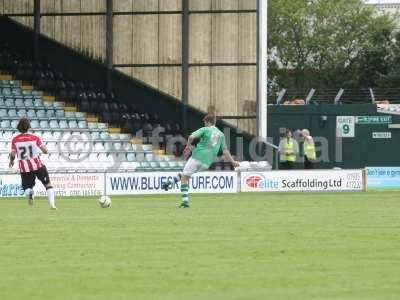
1,0,258,134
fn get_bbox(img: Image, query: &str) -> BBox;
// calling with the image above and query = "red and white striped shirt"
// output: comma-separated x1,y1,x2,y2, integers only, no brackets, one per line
11,133,44,173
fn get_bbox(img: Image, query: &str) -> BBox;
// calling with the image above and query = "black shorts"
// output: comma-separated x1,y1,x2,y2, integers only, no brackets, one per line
21,165,51,191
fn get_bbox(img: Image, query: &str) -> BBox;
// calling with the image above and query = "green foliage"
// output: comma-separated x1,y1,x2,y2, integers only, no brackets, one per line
268,0,398,91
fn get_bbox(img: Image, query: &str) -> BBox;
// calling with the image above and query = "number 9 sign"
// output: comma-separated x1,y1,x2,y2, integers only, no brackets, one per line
337,116,355,138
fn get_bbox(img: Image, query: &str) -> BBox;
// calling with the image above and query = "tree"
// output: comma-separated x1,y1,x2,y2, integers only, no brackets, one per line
268,0,397,93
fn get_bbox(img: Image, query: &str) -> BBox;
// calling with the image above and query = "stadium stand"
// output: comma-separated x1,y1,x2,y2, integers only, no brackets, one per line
0,45,189,174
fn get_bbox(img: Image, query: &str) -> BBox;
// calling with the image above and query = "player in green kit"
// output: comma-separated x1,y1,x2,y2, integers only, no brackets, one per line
162,114,239,208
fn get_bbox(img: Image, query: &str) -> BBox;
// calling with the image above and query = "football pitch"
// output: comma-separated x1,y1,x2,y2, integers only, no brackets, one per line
1,192,400,300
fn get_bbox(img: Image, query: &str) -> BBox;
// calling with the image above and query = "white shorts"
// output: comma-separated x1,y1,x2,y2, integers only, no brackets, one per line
182,157,209,176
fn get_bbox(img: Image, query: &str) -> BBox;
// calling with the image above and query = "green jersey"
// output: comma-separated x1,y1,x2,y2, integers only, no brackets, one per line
190,126,227,167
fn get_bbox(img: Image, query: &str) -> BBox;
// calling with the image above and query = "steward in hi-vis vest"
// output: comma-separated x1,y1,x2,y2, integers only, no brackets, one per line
301,129,316,169
278,129,299,170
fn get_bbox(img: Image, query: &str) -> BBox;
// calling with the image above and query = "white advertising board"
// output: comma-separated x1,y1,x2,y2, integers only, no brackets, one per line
0,173,104,198
106,171,238,195
241,170,364,192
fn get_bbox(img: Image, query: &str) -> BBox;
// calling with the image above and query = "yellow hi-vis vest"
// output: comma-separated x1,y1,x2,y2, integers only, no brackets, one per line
280,139,296,162
303,138,316,160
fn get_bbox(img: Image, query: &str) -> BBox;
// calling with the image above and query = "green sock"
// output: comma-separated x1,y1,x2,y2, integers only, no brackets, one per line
181,183,189,203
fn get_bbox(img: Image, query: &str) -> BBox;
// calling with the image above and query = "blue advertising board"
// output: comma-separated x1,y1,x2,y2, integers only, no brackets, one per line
367,167,400,189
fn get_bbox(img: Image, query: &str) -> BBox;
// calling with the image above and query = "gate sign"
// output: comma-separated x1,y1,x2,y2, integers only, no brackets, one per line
336,116,355,138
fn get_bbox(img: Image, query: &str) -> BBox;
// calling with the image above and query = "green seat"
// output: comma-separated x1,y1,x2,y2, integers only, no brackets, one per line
78,120,87,129
33,99,43,107
159,161,170,170
142,144,153,152
140,161,151,171
149,161,160,170
53,101,63,108
75,112,85,118
126,153,136,162
0,120,10,129
1,88,11,95
5,98,13,107
12,88,21,95
46,109,55,118
15,98,24,107
37,109,46,118
8,109,17,117
49,120,59,129
24,98,33,106
11,119,18,129
145,154,154,162
88,122,98,129
43,101,53,108
17,109,27,117
55,110,65,118
30,120,40,129
98,123,107,129
168,161,179,170
136,153,145,162
32,91,42,96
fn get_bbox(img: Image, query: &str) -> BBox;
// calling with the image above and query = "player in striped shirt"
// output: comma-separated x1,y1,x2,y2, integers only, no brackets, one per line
9,118,57,209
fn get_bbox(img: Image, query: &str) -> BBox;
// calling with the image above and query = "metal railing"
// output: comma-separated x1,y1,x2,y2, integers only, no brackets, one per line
270,87,400,105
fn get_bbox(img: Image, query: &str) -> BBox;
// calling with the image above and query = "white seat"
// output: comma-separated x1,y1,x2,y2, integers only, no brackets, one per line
2,131,12,141
42,132,53,141
94,142,105,151
114,142,122,151
52,131,61,140
47,142,57,151
88,153,99,162
48,153,60,161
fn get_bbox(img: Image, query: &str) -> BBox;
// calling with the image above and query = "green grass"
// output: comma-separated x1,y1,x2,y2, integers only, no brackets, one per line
1,192,400,300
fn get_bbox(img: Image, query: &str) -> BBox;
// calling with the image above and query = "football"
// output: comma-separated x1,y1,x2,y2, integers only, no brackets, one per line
98,195,112,208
